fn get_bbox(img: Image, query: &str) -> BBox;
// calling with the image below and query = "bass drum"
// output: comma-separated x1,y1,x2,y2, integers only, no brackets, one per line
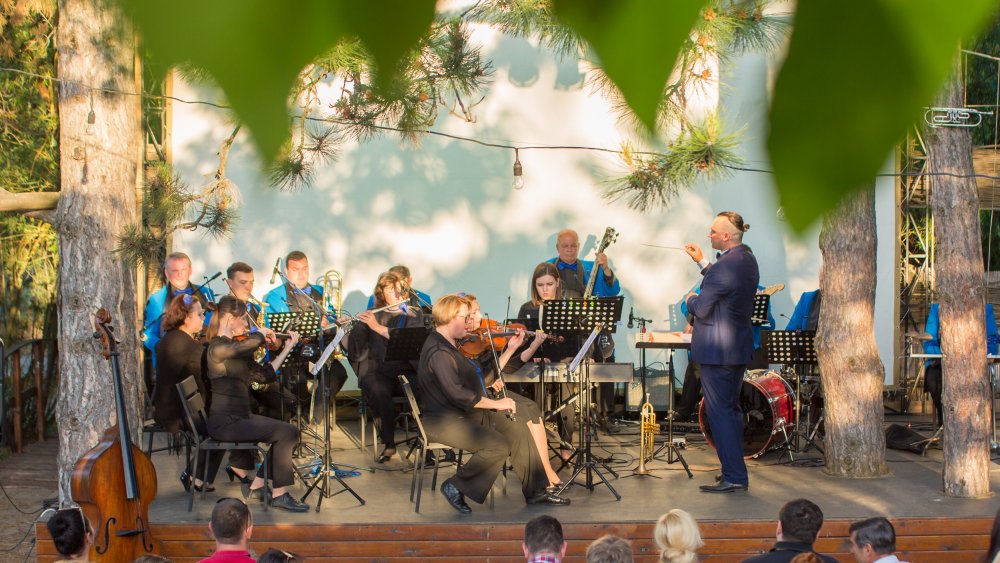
699,370,794,459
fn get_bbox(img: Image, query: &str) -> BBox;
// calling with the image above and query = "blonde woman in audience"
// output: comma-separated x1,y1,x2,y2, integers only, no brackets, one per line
655,509,704,563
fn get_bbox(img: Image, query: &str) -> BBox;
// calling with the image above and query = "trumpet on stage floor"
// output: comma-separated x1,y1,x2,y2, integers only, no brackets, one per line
637,393,656,475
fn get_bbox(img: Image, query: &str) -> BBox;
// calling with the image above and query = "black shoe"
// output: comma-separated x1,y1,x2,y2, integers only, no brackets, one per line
440,449,457,463
377,447,396,464
226,466,253,485
441,478,472,514
527,489,571,506
180,471,215,493
241,483,266,503
699,480,748,493
271,492,309,512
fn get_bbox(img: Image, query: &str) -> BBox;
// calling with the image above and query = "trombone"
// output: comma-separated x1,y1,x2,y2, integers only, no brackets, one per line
317,270,344,358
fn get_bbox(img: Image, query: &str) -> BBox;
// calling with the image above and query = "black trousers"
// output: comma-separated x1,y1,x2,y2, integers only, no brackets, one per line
208,413,300,488
422,408,547,504
359,368,418,448
185,417,225,484
675,360,702,420
924,360,944,426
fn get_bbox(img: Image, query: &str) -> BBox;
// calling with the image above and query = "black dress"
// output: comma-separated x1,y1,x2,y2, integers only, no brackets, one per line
206,333,300,487
153,329,223,482
417,330,547,504
348,306,425,449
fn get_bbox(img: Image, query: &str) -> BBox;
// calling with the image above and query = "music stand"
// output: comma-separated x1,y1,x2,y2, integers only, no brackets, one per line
540,297,624,334
762,330,820,456
751,294,771,326
266,311,323,448
384,326,430,464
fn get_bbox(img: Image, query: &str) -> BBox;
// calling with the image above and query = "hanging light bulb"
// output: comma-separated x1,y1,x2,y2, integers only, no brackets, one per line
512,148,525,190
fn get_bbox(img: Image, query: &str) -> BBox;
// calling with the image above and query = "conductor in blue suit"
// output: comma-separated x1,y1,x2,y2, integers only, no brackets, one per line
684,211,759,493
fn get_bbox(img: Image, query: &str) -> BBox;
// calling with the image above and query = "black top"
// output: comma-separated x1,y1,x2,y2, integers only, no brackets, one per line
742,541,838,563
283,283,323,313
153,329,207,433
348,307,425,379
206,333,274,418
417,330,489,415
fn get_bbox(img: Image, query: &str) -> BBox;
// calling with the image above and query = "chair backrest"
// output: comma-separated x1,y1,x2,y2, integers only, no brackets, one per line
175,376,208,440
398,375,429,442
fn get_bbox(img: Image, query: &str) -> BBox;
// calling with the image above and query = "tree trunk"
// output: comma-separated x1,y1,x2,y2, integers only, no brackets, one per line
55,0,143,502
817,190,889,478
927,61,991,498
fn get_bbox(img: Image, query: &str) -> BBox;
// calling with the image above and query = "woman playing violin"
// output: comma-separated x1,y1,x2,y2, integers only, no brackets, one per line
348,271,426,464
463,294,563,488
206,296,308,512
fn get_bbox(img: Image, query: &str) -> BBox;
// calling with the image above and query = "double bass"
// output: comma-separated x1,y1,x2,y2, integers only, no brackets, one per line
71,308,160,560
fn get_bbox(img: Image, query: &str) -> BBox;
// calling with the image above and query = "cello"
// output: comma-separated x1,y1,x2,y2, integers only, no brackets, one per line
71,308,160,560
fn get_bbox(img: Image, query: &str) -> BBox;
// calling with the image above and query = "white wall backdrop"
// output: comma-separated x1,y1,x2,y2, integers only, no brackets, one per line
169,23,899,392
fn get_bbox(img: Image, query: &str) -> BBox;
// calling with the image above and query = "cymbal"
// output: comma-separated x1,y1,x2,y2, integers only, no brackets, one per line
904,331,933,340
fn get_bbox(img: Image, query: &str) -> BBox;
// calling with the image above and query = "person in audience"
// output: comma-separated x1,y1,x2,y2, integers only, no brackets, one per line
523,515,567,563
847,517,908,563
586,535,633,563
133,556,172,563
257,548,302,563
790,554,823,563
46,507,94,562
744,499,836,562
200,498,254,563
985,505,1000,563
654,509,703,563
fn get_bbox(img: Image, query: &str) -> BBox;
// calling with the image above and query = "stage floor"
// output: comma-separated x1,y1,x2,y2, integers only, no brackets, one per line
148,410,1000,527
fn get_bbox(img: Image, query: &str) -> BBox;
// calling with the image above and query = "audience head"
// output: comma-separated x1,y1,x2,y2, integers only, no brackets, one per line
790,553,823,563
133,556,173,563
654,509,703,563
257,548,302,562
778,498,825,544
847,517,896,563
586,534,633,563
209,498,252,548
46,507,93,559
163,252,193,289
161,293,205,334
523,515,566,560
530,262,561,305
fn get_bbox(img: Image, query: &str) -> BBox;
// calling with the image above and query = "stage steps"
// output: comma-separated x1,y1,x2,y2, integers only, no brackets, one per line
36,517,992,562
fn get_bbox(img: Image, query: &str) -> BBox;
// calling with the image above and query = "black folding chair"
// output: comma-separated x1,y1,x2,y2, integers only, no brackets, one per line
176,376,269,512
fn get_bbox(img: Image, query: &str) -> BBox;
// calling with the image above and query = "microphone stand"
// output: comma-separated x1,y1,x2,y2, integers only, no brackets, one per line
272,270,366,510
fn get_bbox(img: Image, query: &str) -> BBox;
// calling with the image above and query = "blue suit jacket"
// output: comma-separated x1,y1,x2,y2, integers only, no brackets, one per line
923,303,999,360
546,257,621,297
686,245,760,366
786,290,820,331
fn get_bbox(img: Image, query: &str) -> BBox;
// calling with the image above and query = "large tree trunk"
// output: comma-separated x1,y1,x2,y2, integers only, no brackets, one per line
927,62,991,498
817,190,889,477
55,0,143,501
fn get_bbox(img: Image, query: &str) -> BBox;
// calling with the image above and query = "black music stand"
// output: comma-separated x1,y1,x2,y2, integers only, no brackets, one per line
762,330,820,456
266,311,322,446
751,294,772,326
540,296,624,335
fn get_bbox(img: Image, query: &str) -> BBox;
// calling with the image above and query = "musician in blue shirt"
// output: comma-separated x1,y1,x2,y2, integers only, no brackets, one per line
922,303,999,426
364,264,432,312
142,252,215,366
786,289,821,331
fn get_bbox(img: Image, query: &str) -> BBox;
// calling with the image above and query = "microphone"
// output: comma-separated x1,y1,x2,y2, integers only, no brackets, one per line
203,271,222,284
627,307,635,329
270,258,281,284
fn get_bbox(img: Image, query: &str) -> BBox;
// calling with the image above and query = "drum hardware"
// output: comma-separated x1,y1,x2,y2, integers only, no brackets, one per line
699,370,796,459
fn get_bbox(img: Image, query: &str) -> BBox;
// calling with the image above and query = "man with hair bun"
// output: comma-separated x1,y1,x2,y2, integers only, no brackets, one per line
684,211,759,493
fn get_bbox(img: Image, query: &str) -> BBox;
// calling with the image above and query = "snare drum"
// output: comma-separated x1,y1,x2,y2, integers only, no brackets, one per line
699,370,795,459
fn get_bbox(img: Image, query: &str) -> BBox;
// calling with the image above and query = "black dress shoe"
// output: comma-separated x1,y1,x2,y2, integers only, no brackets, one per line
180,471,215,493
699,480,748,493
441,478,472,514
226,466,253,485
527,489,571,506
270,492,309,512
377,447,397,464
241,483,266,503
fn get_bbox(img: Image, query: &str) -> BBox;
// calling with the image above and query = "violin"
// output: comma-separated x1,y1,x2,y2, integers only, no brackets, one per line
458,319,562,359
72,309,160,560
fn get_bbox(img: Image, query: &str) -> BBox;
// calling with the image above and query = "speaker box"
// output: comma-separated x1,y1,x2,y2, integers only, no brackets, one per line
626,368,673,411
885,423,927,454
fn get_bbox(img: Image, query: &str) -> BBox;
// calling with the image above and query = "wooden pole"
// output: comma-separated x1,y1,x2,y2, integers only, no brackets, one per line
11,349,22,453
33,342,44,442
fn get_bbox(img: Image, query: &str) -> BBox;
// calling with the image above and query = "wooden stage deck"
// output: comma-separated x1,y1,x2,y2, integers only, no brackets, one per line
31,413,1000,561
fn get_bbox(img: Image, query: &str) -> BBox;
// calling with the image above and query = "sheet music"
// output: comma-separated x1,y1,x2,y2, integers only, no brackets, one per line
310,328,346,376
568,323,602,375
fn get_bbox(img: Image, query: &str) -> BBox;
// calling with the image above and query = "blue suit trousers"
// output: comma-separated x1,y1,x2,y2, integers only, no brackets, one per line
701,363,748,486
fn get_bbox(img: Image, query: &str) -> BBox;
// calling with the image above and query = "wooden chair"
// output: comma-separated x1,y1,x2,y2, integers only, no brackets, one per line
175,376,269,512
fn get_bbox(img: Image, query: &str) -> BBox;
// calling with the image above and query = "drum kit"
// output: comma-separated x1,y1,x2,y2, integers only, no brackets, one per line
698,367,826,460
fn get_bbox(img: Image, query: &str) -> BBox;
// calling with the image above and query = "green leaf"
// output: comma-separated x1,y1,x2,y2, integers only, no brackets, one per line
768,0,997,231
123,0,436,163
552,0,708,131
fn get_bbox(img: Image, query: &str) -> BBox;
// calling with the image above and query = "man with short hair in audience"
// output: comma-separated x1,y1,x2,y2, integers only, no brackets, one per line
743,498,836,562
523,515,567,563
847,517,908,563
586,535,633,563
200,498,254,563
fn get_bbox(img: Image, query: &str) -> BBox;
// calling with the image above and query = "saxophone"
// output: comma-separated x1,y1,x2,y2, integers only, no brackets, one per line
636,393,656,475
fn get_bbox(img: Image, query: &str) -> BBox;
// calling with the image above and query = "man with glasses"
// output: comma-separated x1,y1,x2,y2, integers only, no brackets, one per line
201,498,254,562
847,517,908,563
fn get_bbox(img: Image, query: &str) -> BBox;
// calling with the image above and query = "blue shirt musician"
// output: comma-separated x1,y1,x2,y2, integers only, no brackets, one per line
365,264,432,312
786,289,821,332
142,251,215,366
